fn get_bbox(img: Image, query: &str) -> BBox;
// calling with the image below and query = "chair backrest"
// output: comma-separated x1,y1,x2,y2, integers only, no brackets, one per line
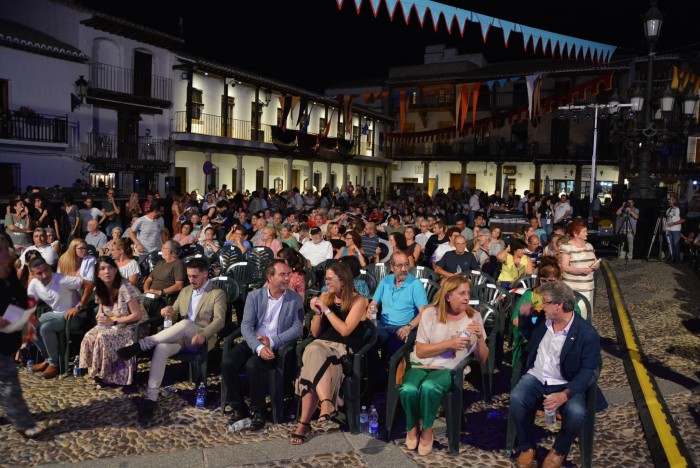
357,269,378,296
466,270,495,286
366,262,391,283
85,244,99,258
471,282,508,308
377,238,393,263
513,274,539,290
145,250,163,272
469,299,499,340
225,261,256,285
210,276,241,303
179,243,204,258
574,291,592,322
248,246,275,281
408,266,440,282
217,244,244,273
419,278,441,303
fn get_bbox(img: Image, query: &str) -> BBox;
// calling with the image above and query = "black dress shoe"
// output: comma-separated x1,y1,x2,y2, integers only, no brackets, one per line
228,406,249,425
117,342,142,360
249,411,266,431
139,399,157,425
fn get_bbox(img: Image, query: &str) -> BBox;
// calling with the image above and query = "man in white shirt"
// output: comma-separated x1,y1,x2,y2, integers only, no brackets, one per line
468,190,481,228
221,260,303,431
553,194,573,225
299,227,333,267
85,219,108,251
511,281,604,468
432,227,460,265
415,219,433,249
117,258,226,424
28,257,94,379
79,198,105,237
21,228,58,268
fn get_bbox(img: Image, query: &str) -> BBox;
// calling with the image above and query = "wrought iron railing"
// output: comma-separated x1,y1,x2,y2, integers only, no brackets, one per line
89,62,172,102
173,111,273,143
87,132,169,162
0,110,69,143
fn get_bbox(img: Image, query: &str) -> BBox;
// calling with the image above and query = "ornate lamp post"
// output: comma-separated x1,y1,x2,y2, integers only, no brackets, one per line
628,1,664,199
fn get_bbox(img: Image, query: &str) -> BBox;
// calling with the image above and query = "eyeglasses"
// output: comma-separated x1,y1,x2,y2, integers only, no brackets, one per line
539,278,557,284
393,262,410,269
324,277,340,283
542,301,560,306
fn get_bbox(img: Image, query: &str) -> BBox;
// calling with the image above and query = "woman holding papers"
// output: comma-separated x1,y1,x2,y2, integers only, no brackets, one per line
0,235,44,439
399,276,488,456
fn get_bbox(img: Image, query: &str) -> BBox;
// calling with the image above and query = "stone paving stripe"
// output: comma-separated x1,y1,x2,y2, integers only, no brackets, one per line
601,261,695,468
40,449,206,468
342,430,420,468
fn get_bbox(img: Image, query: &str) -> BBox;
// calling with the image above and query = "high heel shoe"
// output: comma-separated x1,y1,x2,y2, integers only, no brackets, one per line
405,431,419,450
417,432,433,456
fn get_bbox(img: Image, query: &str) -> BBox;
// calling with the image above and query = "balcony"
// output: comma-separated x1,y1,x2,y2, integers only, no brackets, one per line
85,132,170,171
173,111,273,143
88,62,172,107
0,110,69,144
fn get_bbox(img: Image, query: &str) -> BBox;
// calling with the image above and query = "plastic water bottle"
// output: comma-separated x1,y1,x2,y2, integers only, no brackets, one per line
161,386,175,397
369,304,378,323
26,359,35,371
544,396,557,428
456,264,462,273
369,405,379,437
163,312,172,329
228,417,252,432
359,406,369,433
73,356,81,377
195,382,206,408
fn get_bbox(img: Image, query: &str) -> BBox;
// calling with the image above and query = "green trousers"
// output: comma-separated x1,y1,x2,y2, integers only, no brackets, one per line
399,366,452,431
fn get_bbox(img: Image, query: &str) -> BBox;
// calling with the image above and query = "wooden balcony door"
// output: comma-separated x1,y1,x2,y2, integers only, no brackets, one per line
118,111,139,160
133,50,152,98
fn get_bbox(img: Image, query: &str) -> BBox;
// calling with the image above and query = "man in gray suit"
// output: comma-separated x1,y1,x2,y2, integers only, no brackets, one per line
221,259,303,431
117,257,226,424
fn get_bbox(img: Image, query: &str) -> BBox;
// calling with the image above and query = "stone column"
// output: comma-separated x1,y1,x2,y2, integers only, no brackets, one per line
342,163,348,192
327,161,333,191
286,157,294,191
460,161,468,193
205,152,213,189
495,162,503,192
574,163,583,198
236,154,244,193
308,160,314,190
534,163,542,195
422,161,430,194
263,156,270,190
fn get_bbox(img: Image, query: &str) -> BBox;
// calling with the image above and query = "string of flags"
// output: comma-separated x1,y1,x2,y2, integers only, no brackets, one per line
335,0,617,63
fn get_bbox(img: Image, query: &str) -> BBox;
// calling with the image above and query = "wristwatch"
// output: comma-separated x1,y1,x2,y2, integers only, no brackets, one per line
406,323,414,331
113,320,118,326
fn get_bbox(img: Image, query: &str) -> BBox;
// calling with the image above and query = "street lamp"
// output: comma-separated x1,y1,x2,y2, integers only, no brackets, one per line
629,1,664,199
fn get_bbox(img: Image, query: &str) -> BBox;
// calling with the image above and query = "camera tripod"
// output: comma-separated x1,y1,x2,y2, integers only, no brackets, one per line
617,210,635,261
646,214,671,262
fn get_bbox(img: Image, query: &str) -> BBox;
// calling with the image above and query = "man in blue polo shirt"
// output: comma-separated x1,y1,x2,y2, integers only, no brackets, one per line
367,251,428,385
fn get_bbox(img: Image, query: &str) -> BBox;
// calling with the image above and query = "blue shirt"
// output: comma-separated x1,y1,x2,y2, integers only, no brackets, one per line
372,274,428,326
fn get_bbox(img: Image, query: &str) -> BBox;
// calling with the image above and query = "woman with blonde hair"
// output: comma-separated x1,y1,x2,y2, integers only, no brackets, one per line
399,275,488,455
325,221,345,252
57,238,96,282
256,225,282,256
292,262,368,445
125,192,142,218
111,238,140,286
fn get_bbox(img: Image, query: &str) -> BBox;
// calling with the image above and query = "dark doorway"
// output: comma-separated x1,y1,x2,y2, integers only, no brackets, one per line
133,51,152,98
118,111,139,160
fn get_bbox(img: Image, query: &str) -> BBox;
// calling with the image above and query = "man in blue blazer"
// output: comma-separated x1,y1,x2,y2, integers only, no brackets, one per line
511,281,604,468
221,259,303,431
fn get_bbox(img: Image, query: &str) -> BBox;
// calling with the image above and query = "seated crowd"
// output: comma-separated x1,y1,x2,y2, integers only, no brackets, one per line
0,183,606,466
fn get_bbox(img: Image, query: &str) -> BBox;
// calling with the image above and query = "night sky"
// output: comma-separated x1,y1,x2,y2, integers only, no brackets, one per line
78,0,699,92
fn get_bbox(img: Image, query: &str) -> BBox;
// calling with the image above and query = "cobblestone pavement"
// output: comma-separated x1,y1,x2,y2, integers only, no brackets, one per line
0,259,698,467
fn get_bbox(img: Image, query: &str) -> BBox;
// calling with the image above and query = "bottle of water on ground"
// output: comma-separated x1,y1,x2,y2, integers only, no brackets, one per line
369,405,379,437
228,417,252,432
195,382,206,408
359,405,369,433
73,356,81,377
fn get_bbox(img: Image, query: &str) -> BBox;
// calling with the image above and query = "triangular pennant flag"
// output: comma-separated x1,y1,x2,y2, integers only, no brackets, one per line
472,82,481,128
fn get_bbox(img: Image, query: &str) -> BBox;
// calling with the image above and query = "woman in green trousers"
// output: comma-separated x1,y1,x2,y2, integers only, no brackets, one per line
399,275,488,455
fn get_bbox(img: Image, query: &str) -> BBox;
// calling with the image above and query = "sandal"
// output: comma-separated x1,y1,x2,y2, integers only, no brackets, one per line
317,399,338,425
290,421,311,445
19,426,44,440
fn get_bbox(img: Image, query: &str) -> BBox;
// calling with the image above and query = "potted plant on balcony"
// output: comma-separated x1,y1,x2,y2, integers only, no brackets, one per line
18,106,37,118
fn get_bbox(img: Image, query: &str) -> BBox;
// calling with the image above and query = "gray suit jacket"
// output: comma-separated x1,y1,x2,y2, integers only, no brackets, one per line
172,282,227,347
241,287,303,352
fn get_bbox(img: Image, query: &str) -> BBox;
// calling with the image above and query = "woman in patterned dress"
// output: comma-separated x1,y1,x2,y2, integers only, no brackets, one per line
559,219,599,319
79,256,142,387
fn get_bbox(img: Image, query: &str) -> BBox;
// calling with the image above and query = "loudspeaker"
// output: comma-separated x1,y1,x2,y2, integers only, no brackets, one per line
165,176,181,195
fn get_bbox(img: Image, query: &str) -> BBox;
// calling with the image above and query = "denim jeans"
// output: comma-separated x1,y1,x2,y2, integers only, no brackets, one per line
369,323,405,387
34,311,85,367
510,373,587,455
668,230,681,262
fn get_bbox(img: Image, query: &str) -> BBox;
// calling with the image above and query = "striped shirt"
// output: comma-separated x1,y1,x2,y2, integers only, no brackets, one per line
560,242,596,293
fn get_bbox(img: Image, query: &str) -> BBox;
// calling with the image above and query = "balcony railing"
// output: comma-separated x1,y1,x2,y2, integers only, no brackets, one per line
0,110,69,143
87,132,169,162
173,111,273,143
89,62,172,102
